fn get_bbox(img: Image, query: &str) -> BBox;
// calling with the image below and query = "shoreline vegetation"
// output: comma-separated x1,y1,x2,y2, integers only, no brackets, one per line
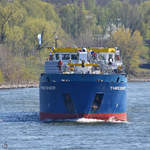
0,0,150,87
0,82,39,89
128,78,150,82
0,78,150,89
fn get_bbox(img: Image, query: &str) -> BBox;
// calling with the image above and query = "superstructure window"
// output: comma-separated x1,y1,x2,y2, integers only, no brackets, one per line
55,54,60,60
62,54,70,60
109,54,113,59
71,54,78,60
98,54,105,60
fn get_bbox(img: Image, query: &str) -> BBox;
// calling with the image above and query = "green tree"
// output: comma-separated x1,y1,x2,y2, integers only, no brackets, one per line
95,6,111,36
6,26,24,56
107,27,146,74
0,70,4,83
21,0,45,19
85,0,96,11
0,0,69,83
59,1,97,39
0,1,26,43
140,1,150,40
106,0,123,28
59,3,79,38
119,1,142,34
23,18,56,55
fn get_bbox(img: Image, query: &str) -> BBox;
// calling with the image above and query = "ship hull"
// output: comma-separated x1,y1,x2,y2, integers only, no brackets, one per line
40,74,127,121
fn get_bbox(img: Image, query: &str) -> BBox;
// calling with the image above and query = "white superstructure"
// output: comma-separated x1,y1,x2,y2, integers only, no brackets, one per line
45,47,125,74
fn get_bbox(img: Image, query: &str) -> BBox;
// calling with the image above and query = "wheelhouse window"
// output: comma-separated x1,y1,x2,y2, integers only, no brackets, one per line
109,54,113,59
62,54,70,60
98,54,106,60
55,54,60,60
71,54,78,60
108,53,114,63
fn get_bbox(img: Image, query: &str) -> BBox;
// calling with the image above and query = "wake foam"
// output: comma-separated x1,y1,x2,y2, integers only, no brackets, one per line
43,117,128,124
0,113,128,123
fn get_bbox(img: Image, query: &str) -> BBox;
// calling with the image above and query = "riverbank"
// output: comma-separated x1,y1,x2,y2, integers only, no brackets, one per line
128,78,150,82
0,78,150,89
0,82,39,89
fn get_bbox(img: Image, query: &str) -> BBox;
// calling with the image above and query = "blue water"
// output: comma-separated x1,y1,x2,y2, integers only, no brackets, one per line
0,82,150,150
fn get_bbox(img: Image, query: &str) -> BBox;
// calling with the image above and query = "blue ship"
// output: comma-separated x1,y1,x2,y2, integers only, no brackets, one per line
40,48,127,121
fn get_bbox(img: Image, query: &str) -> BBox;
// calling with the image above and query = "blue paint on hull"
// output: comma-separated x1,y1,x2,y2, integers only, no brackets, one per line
40,74,127,119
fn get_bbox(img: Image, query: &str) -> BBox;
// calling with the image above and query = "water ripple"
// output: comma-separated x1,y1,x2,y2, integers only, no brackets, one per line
0,112,40,122
0,112,128,124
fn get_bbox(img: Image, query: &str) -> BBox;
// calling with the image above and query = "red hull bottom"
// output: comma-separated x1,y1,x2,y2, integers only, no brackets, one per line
40,112,127,122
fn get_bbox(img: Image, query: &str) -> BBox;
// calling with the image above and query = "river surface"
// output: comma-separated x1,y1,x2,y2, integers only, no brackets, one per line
0,82,150,150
